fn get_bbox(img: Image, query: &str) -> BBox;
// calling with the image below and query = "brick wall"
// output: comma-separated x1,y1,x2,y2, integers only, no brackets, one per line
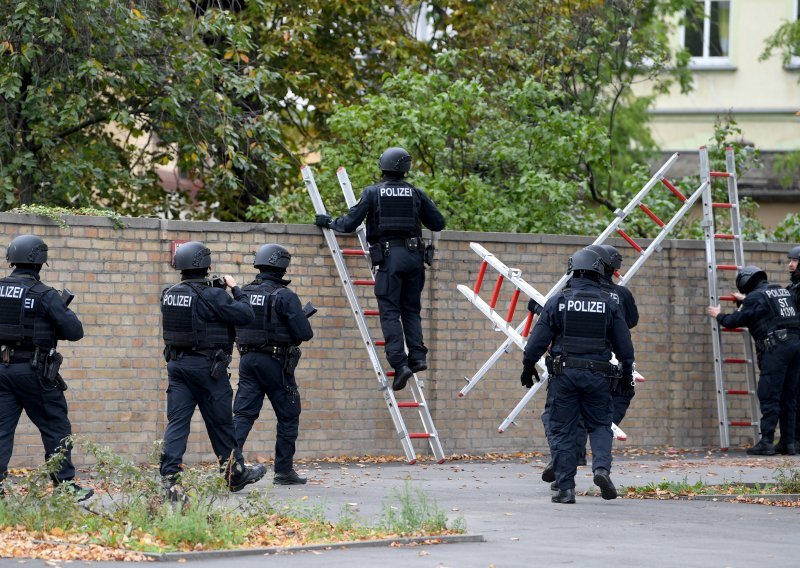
1,212,793,469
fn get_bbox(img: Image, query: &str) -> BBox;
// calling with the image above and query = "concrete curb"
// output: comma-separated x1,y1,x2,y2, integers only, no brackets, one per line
143,533,485,561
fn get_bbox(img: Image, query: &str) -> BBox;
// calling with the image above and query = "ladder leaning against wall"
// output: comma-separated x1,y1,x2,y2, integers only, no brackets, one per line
301,165,445,464
701,146,760,450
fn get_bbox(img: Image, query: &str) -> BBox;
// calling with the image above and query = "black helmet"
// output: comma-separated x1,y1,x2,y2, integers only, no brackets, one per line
788,246,800,260
254,244,291,270
567,248,605,276
378,147,412,174
583,245,613,275
735,266,767,294
7,234,48,265
601,244,623,270
172,241,211,270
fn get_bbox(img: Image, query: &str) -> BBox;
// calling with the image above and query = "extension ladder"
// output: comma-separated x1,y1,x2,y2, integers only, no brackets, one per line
701,146,760,449
459,151,710,432
301,165,445,464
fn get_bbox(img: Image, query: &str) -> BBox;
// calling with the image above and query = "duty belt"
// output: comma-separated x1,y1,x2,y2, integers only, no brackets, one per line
381,237,421,251
755,328,800,351
0,346,37,365
168,347,218,359
553,356,618,374
240,345,289,356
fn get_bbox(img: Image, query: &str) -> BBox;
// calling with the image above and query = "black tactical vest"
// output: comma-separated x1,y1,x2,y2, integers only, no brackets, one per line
376,181,419,234
161,282,233,349
236,280,292,347
560,289,610,355
749,284,800,340
0,276,56,350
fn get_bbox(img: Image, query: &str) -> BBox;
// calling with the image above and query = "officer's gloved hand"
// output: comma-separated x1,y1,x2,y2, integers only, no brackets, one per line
520,360,540,388
314,214,332,228
619,374,635,397
527,298,543,316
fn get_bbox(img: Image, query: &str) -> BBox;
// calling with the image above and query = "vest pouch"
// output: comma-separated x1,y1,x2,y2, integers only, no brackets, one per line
368,243,385,267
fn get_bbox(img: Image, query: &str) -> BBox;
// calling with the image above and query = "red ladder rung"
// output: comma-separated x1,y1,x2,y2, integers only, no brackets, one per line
353,279,375,285
719,295,737,302
616,229,643,253
661,178,687,202
712,202,733,209
638,203,665,227
341,248,367,256
726,390,750,395
506,288,521,323
729,421,756,427
722,327,745,332
374,340,386,346
473,260,488,294
397,402,421,408
409,433,432,439
714,234,735,240
363,309,380,316
723,358,747,364
716,264,739,271
522,311,534,338
489,275,504,309
710,171,731,178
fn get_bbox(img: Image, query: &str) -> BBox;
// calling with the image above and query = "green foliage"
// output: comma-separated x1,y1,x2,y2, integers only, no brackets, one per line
9,204,126,229
774,213,800,242
773,462,800,494
761,18,800,68
379,481,463,535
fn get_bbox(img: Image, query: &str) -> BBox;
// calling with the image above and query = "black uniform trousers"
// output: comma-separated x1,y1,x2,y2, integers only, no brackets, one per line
374,244,427,370
573,388,635,457
548,368,613,491
160,353,243,478
233,352,300,474
756,338,800,444
541,380,585,461
0,362,75,482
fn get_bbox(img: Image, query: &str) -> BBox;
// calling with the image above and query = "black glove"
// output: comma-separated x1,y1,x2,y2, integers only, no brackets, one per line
618,374,635,397
527,298,543,315
314,214,332,228
424,244,435,266
520,360,540,388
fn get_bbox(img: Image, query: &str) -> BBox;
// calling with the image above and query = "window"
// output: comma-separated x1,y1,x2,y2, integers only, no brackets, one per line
683,0,732,67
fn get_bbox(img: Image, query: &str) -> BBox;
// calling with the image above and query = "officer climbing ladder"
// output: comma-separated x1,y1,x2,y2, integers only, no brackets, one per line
701,146,760,449
458,149,714,434
302,165,445,464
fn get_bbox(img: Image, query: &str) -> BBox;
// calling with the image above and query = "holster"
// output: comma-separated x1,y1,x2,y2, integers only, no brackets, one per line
424,244,435,266
210,349,232,381
39,349,67,391
368,243,385,267
283,346,301,377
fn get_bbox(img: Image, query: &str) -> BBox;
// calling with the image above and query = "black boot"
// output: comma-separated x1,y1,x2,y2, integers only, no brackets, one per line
229,464,267,492
593,468,618,500
774,442,797,456
409,359,427,373
550,481,558,491
551,488,576,504
273,469,307,485
55,480,94,502
541,460,555,483
747,439,776,456
392,366,413,391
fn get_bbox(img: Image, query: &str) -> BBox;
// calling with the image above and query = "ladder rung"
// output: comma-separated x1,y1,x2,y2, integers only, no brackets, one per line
714,234,735,240
723,358,747,364
722,327,745,332
408,433,432,439
719,295,737,302
729,421,756,427
341,248,367,256
363,309,380,316
352,279,375,285
710,171,731,178
374,340,386,346
726,390,750,395
716,264,739,271
397,402,421,408
616,228,643,253
638,203,665,227
473,260,488,294
712,202,733,209
661,178,687,202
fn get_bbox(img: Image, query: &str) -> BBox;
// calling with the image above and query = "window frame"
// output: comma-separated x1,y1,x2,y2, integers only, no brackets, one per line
681,0,735,69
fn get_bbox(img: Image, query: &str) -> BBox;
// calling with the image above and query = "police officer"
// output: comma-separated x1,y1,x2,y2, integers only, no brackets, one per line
0,235,91,500
315,147,446,391
522,248,634,504
234,244,314,485
706,266,800,455
787,246,800,454
160,241,266,496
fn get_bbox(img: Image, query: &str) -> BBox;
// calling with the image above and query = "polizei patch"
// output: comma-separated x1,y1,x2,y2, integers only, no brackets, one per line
0,285,25,299
380,187,413,197
764,288,790,298
567,299,606,313
163,294,192,307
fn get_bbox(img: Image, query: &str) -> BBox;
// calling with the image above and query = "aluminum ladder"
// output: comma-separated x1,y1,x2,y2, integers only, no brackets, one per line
458,151,710,432
301,165,445,464
701,146,760,450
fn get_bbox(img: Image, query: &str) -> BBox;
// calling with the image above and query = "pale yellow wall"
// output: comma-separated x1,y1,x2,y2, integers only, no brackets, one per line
636,0,800,151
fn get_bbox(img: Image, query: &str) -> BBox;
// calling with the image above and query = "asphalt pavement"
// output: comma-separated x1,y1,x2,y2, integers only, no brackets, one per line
3,449,800,568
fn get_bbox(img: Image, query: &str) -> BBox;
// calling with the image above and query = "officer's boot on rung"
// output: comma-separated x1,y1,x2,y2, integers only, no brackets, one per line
229,464,267,492
551,488,576,504
747,439,776,456
593,468,618,500
392,366,413,391
409,359,427,373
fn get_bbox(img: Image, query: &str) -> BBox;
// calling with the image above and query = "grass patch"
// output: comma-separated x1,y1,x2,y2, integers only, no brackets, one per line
0,438,465,560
